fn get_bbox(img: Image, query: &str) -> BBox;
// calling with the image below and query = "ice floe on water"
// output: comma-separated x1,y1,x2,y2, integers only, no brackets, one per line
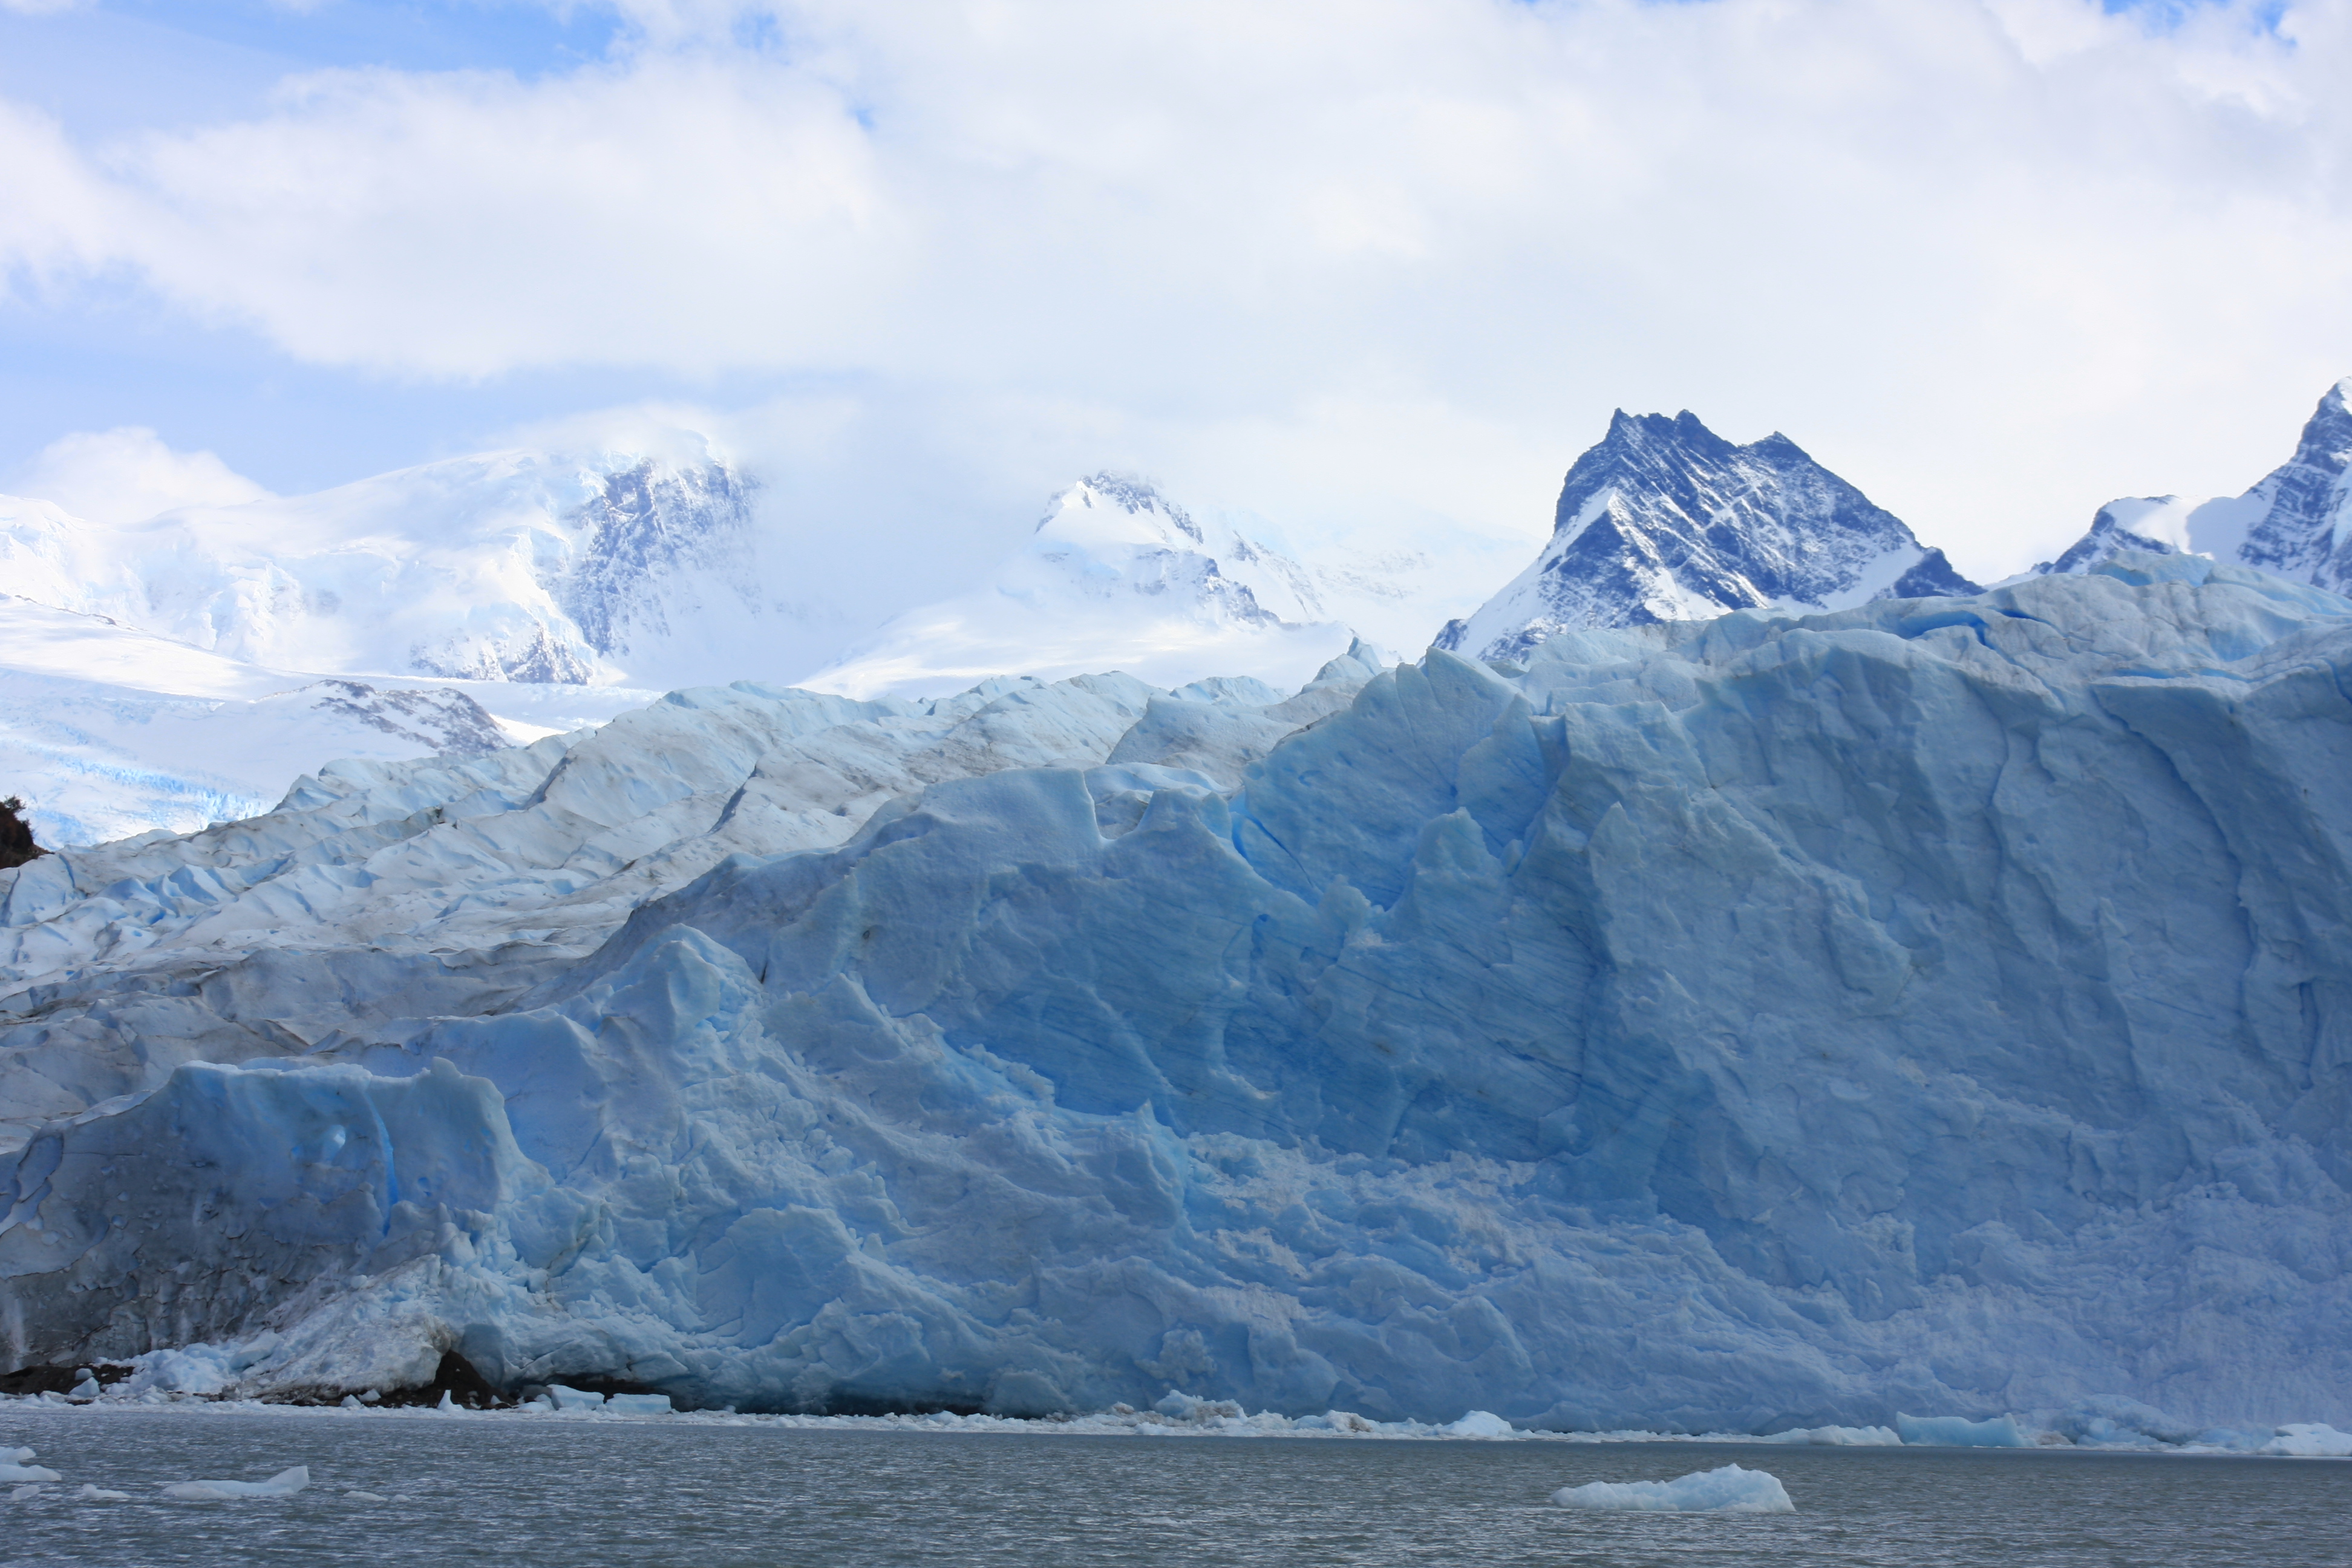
2257,1424,2352,1457
0,1446,60,1481
1553,1463,1795,1513
160,1466,309,1501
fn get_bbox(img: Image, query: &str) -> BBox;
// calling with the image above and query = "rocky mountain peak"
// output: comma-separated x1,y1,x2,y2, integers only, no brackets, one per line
1436,408,1980,664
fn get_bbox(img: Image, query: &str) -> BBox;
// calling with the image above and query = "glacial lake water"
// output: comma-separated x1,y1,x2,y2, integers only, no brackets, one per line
2,1405,2347,1566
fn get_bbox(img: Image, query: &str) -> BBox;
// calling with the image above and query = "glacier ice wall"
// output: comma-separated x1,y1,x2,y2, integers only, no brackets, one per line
5,560,2352,1431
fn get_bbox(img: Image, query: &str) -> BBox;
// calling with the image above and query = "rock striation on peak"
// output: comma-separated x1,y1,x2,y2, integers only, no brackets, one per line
1436,409,1979,664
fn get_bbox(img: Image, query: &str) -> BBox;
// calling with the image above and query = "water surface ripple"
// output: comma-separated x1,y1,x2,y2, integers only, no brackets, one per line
2,1409,2343,1566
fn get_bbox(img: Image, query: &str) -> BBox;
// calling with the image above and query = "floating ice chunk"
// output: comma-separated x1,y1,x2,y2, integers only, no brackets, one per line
344,1490,390,1503
1553,1463,1795,1514
544,1385,606,1411
73,1485,130,1502
603,1394,674,1416
0,1451,62,1483
1897,1414,2028,1448
1443,1411,1514,1438
10,1485,44,1502
2260,1424,2352,1457
1765,1425,1901,1445
160,1466,310,1500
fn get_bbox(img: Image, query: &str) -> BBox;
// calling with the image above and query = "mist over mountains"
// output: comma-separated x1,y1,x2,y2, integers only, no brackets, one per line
2,380,2350,849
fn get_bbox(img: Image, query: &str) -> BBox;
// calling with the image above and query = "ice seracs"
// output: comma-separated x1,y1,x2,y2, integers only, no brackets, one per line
8,558,2352,1434
1435,409,1979,663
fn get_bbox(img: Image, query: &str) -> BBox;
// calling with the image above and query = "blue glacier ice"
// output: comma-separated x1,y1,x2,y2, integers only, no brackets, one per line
4,556,2352,1434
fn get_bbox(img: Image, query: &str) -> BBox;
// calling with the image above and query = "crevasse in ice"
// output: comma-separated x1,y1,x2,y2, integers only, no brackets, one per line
4,556,2352,1432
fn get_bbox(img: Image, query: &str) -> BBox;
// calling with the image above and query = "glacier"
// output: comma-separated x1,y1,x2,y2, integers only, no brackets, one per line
5,554,2352,1435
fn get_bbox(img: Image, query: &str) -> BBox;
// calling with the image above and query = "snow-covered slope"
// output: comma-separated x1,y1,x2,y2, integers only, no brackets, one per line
7,563,2351,1434
1436,411,1980,664
0,439,776,693
0,593,657,848
810,474,1388,698
2039,377,2352,586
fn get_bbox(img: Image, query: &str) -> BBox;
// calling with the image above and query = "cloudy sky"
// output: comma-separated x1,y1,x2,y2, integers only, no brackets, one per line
3,0,2350,597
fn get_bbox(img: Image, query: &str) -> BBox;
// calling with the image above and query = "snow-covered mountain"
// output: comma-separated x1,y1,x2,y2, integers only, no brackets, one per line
0,439,820,847
0,440,773,692
809,474,1390,698
2037,378,2352,584
8,560,2352,1437
1436,410,1981,664
0,454,1452,846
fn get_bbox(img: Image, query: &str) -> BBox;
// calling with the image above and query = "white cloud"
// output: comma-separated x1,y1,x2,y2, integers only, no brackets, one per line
15,427,273,526
3,0,2351,579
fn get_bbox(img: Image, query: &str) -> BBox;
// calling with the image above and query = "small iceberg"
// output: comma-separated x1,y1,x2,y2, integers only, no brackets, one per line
1764,1425,1900,1446
2260,1424,2352,1457
161,1466,310,1501
74,1485,131,1502
603,1393,674,1416
1443,1411,1513,1438
1553,1463,1795,1514
0,1449,62,1484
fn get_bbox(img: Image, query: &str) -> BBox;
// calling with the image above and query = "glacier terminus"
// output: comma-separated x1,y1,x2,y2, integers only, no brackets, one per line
7,546,2352,1436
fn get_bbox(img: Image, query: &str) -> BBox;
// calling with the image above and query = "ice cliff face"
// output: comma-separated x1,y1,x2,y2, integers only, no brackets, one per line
4,561,2350,1432
2039,378,2352,590
1437,411,1981,664
810,474,1379,699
